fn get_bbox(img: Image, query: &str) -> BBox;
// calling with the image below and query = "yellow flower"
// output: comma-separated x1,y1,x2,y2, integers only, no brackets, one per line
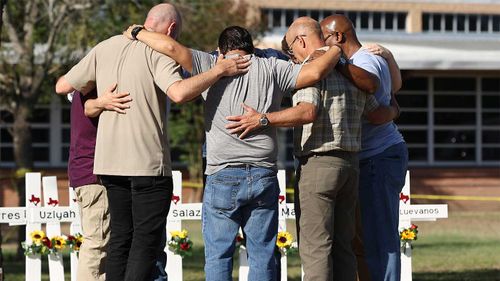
74,235,84,251
276,231,293,248
31,230,46,244
53,236,66,250
179,229,188,239
170,230,180,238
401,230,416,240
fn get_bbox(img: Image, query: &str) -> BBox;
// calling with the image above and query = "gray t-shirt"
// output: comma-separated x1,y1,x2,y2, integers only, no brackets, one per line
191,50,301,175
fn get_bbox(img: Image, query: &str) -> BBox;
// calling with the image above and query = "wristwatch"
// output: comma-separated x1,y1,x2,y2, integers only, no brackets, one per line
259,114,269,127
131,26,144,40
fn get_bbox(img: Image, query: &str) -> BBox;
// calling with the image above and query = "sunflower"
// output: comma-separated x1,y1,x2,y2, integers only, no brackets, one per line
53,236,67,250
179,229,188,239
170,230,180,239
401,229,416,240
276,231,293,249
73,237,83,251
30,230,46,244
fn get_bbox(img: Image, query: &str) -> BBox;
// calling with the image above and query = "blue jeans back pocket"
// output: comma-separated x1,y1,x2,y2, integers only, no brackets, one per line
210,178,240,210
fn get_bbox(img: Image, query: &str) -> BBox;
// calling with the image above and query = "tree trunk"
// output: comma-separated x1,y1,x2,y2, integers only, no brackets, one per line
12,101,33,259
1,0,10,275
0,0,6,48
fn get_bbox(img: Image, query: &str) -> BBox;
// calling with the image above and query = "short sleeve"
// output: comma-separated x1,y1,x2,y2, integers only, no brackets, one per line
351,51,381,81
292,85,320,110
64,47,97,93
151,51,183,94
191,49,216,75
363,94,380,114
274,59,302,94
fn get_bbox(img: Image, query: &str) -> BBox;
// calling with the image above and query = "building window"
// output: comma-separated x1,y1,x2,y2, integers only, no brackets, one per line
397,76,500,166
423,13,500,33
0,96,70,168
261,9,407,32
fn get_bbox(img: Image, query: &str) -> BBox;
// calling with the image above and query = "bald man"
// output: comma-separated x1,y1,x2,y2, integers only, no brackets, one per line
56,3,248,281
225,17,399,281
321,15,407,281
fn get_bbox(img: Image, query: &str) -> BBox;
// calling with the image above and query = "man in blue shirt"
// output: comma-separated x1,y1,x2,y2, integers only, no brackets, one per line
321,14,408,281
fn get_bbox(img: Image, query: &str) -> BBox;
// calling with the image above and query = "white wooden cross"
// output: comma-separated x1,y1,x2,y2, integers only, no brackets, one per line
0,170,448,281
398,171,448,281
0,173,81,281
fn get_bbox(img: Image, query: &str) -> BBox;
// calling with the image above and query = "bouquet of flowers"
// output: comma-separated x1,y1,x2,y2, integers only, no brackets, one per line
276,231,297,256
400,224,418,254
168,229,193,258
22,230,77,256
66,233,84,253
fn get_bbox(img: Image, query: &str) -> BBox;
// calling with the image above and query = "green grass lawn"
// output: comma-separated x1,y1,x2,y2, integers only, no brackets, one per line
412,211,500,281
3,211,500,280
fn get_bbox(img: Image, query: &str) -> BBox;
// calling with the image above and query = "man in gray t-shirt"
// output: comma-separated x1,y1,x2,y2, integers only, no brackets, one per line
191,49,299,175
127,24,341,281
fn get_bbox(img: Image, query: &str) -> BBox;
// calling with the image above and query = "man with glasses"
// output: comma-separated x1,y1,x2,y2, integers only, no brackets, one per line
321,14,407,281
226,17,399,281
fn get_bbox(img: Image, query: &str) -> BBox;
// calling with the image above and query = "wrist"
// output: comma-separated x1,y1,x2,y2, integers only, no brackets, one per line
96,97,106,110
214,64,226,78
259,113,270,127
131,26,144,40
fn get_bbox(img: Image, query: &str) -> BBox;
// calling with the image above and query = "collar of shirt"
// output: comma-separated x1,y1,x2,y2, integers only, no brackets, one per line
302,46,330,65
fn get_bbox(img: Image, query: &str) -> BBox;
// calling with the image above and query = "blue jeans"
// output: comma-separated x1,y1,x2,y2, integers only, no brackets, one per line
150,229,167,281
358,142,408,281
202,165,279,281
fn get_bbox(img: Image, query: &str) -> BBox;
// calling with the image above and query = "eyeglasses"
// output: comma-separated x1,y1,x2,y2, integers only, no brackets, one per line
285,34,307,56
324,33,334,42
323,31,343,42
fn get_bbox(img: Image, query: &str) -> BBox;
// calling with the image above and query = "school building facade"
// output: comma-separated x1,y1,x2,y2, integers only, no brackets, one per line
1,0,499,209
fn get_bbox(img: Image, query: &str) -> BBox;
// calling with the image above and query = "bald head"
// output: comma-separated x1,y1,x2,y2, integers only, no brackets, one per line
321,14,355,35
144,3,182,39
283,17,325,62
286,17,323,43
320,14,360,46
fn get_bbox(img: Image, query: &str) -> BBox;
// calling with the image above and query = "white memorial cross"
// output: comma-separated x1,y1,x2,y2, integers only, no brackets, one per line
0,173,81,281
0,170,447,281
398,171,448,281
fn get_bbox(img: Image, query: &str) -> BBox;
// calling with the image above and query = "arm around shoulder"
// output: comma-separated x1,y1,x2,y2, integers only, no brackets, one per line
295,45,341,89
365,93,400,125
336,61,379,94
130,27,194,73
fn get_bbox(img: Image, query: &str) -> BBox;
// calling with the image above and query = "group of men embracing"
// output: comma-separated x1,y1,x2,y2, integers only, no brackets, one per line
55,2,408,281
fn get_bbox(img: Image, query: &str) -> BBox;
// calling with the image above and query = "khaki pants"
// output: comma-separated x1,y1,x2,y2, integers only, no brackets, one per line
75,184,110,281
296,152,359,281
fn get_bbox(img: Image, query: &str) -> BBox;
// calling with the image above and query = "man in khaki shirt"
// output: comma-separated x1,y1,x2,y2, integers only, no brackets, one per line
55,4,249,281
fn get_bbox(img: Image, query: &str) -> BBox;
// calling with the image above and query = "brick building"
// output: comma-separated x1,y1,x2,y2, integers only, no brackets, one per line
1,0,499,209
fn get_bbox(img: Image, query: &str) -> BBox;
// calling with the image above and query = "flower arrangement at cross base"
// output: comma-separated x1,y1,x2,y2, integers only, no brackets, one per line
66,234,84,252
234,231,298,256
168,229,193,258
22,230,83,256
276,231,298,256
400,224,418,254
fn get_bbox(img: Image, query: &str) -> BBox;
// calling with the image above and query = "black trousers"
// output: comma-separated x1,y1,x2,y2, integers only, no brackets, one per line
100,175,173,281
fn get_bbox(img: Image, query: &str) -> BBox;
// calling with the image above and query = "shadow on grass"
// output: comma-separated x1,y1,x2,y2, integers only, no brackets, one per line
3,251,72,281
414,269,500,281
